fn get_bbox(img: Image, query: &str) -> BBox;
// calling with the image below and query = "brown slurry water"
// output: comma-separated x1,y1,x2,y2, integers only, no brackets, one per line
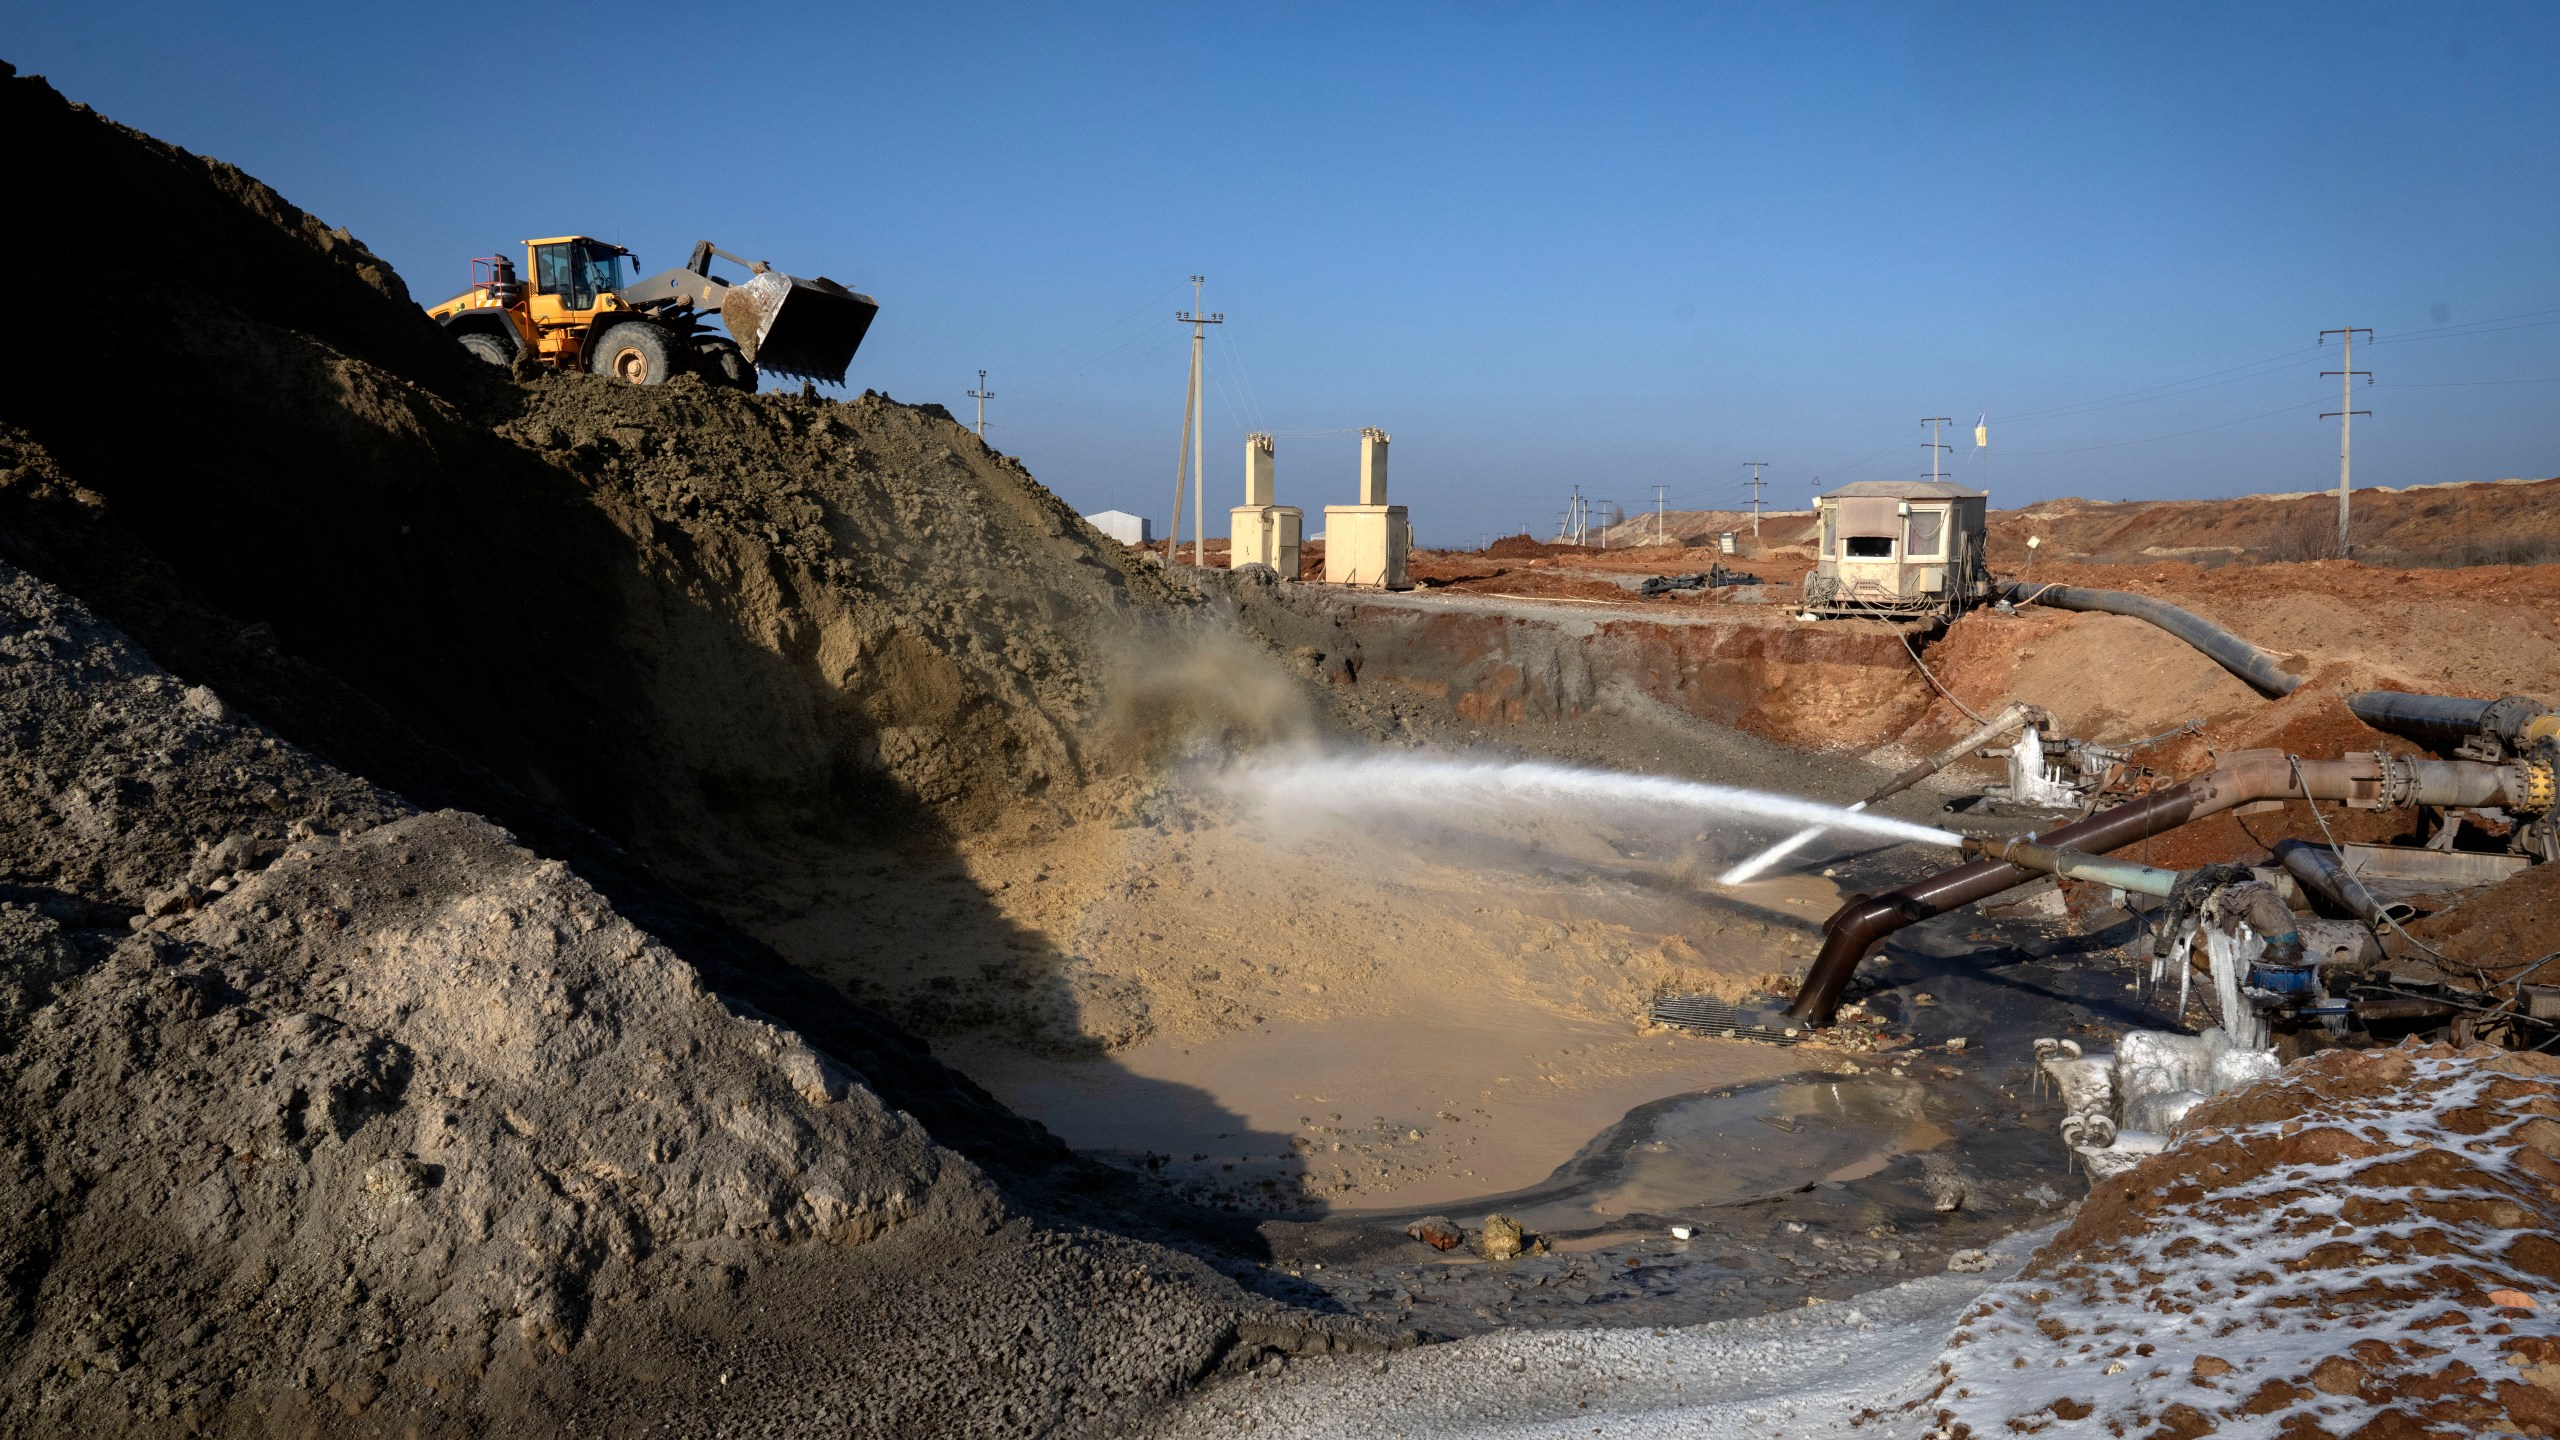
927,773,1875,1217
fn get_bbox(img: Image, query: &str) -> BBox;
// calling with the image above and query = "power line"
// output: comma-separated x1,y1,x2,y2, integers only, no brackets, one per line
1170,275,1224,567
967,369,995,438
2320,326,2374,558
1993,396,2328,456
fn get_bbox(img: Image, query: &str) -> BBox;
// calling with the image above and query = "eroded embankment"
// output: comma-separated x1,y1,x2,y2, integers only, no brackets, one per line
1232,587,1931,752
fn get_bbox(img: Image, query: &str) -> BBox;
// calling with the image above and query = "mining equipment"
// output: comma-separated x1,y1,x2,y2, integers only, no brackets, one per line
425,237,877,389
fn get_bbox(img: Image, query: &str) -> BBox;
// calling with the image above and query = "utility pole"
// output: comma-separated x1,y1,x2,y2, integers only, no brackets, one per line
1651,484,1668,544
967,369,994,438
1174,275,1224,566
2320,327,2373,559
1921,418,1952,483
1743,462,1769,537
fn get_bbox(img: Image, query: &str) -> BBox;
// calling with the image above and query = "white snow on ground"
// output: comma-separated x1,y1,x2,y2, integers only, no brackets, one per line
1148,1227,2058,1439
1936,1048,2560,1438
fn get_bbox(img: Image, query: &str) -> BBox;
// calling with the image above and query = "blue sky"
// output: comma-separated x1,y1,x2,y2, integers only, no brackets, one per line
9,2,2556,543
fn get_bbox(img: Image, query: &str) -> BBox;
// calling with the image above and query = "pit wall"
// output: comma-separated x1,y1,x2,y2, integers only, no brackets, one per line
1239,588,1937,751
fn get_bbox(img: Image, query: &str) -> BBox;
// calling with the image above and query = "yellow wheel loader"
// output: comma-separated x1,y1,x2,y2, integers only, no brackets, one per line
424,236,877,389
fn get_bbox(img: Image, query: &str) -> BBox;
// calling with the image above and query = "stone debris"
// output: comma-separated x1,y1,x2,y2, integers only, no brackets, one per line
1404,1216,1465,1252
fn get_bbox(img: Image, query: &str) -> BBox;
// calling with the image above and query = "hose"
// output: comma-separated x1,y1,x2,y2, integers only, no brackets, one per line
1998,582,2302,698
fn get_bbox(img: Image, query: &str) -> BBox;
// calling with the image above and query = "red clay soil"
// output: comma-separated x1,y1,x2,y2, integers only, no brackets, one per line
1936,1044,2560,1440
1991,475,2560,568
2408,860,2560,975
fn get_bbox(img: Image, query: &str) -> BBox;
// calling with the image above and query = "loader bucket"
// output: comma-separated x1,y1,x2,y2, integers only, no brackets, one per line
720,270,877,386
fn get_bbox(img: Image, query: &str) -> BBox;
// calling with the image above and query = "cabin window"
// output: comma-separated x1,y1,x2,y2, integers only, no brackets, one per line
1905,508,1946,559
1820,509,1835,556
1845,535,1895,559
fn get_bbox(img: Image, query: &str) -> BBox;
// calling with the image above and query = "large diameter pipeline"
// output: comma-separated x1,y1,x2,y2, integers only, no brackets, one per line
1783,748,2523,1026
2272,838,2414,927
2000,582,2301,698
2348,691,2556,752
2346,692,2498,745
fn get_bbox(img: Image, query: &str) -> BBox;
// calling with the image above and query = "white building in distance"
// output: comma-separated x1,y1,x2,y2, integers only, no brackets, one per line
1083,510,1152,546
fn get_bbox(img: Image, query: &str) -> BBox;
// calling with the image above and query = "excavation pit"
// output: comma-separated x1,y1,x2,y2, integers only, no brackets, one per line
911,751,1962,1218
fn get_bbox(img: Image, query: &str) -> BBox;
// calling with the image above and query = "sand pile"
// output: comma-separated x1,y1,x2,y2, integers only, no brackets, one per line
0,560,1301,1435
1929,1043,2560,1439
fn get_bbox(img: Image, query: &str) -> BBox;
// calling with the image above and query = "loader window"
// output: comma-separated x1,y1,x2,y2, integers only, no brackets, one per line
532,241,625,310
1845,535,1895,558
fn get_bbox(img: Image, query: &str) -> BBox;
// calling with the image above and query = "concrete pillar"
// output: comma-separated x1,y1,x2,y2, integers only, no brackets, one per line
1244,432,1274,507
1359,428,1390,506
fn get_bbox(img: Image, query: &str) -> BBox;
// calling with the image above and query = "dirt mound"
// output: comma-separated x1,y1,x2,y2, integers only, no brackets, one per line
2408,859,2560,973
0,64,1398,1436
1932,1044,2560,1439
1995,477,2560,567
1482,535,1571,559
0,561,1302,1435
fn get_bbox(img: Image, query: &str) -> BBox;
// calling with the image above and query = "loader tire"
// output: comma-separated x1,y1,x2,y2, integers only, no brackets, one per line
457,331,512,367
590,321,687,386
695,339,756,391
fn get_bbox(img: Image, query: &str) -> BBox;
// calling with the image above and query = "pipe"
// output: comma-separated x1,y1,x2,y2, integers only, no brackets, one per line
1871,702,2048,808
2346,691,2496,745
1720,702,2045,885
1958,835,2182,898
1785,748,2529,1026
2348,691,2555,753
2000,582,2301,698
2272,838,2415,927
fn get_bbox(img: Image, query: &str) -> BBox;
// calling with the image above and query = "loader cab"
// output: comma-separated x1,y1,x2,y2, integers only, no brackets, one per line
525,236,628,317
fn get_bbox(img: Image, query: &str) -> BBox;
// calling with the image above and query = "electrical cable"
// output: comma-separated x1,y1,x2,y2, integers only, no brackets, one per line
1897,629,1990,725
2285,754,2455,968
1994,396,2329,456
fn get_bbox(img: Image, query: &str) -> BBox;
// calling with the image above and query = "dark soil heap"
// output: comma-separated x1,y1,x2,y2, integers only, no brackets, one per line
0,62,1374,1436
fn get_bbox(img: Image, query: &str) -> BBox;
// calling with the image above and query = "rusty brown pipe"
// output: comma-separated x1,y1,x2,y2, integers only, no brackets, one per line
1783,749,2499,1026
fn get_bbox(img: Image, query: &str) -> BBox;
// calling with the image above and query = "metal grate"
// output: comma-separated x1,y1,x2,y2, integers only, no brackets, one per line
1649,995,1809,1045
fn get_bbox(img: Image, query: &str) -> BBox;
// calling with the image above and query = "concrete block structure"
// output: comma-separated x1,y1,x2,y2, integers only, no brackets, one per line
1083,509,1152,546
1229,432,1304,578
1358,425,1390,505
1323,428,1411,589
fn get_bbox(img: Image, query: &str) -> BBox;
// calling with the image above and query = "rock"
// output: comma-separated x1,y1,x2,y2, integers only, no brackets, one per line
2193,1354,2233,1382
1405,1215,1464,1252
2307,1355,2364,1396
1919,1154,1972,1214
1479,1214,1528,1261
1945,1249,1992,1274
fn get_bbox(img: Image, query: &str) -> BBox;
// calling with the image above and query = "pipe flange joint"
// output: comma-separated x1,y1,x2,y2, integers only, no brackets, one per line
2522,712,2560,754
2482,695,2550,743
2508,759,2558,815
2375,753,2420,810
